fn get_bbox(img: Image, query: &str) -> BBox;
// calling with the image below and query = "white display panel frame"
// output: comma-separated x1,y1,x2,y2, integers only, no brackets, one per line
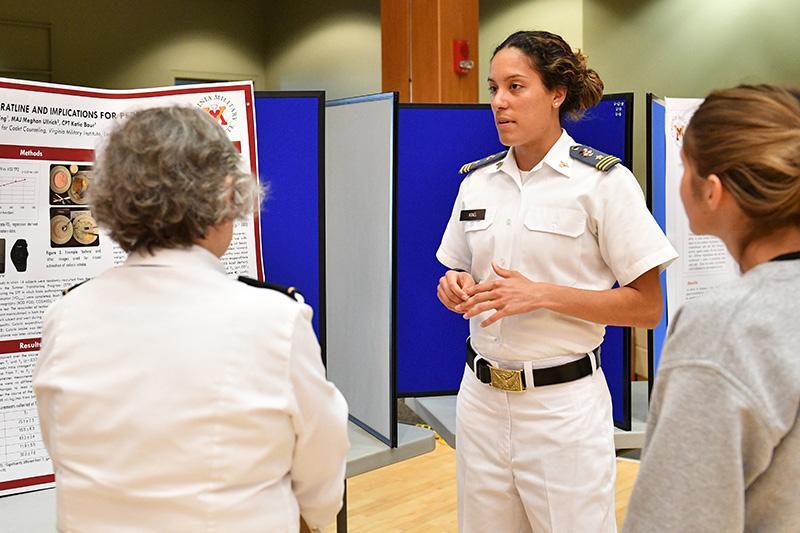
325,93,397,446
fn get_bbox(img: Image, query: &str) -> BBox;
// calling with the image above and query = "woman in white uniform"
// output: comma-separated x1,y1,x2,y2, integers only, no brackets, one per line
34,106,349,532
436,30,677,532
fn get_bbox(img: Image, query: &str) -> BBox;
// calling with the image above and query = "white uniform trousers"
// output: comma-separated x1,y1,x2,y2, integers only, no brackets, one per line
456,360,616,533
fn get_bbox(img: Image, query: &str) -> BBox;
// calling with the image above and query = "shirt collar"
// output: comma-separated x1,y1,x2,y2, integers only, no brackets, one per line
496,147,521,181
496,129,576,180
124,244,227,274
542,130,576,178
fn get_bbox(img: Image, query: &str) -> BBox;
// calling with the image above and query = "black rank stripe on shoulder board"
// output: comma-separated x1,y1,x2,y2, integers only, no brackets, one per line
569,144,621,172
237,276,304,302
62,279,90,295
458,150,509,175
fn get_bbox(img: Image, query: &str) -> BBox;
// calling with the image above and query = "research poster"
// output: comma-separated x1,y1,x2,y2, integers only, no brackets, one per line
663,97,737,323
0,78,260,495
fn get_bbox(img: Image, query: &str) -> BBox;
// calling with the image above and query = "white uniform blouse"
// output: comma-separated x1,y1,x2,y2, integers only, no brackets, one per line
34,245,349,532
437,130,677,362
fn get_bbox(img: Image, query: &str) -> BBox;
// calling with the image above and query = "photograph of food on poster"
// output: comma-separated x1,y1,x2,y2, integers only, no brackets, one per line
0,78,260,495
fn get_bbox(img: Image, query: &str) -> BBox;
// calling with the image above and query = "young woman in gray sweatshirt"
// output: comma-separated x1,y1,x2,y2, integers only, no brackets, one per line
623,84,800,532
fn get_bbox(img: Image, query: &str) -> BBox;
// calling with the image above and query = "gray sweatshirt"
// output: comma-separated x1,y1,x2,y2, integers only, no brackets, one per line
623,258,800,532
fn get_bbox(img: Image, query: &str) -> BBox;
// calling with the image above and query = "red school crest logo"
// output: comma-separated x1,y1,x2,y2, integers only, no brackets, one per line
203,105,228,126
195,94,239,134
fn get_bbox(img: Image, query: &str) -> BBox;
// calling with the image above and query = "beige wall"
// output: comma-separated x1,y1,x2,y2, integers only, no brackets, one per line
479,0,584,102
1,0,267,89
1,1,383,98
1,1,584,102
261,0,380,99
263,12,381,99
583,0,800,182
2,1,796,115
263,0,587,102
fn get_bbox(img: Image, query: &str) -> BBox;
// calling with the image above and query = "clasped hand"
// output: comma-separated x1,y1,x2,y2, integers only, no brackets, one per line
437,262,551,327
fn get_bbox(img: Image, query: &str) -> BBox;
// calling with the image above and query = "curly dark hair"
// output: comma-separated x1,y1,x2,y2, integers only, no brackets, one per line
91,106,261,253
493,30,604,121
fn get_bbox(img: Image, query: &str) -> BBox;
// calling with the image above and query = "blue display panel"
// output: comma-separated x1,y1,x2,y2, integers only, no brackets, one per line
254,92,324,341
564,93,633,169
565,93,634,428
647,95,668,392
600,306,630,428
397,105,502,396
396,94,635,429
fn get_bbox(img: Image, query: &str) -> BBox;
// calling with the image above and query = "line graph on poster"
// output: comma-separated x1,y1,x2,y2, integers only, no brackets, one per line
0,161,39,221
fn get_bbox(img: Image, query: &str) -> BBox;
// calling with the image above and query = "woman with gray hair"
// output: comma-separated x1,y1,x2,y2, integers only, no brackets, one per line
34,106,349,532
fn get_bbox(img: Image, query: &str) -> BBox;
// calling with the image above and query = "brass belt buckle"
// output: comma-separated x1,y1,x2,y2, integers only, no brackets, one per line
489,366,524,392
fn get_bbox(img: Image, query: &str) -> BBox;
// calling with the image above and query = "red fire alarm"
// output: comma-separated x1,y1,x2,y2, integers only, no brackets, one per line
453,39,474,75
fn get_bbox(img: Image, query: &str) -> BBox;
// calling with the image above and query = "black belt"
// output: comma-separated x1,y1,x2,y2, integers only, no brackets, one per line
466,339,600,391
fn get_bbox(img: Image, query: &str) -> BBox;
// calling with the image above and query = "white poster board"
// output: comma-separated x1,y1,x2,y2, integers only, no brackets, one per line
0,78,261,496
663,97,738,323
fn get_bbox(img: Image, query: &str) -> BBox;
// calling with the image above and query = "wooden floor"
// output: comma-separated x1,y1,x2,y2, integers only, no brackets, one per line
325,439,640,532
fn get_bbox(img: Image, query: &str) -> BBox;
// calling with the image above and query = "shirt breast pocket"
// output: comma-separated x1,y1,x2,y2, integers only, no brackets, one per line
462,206,496,248
522,207,586,286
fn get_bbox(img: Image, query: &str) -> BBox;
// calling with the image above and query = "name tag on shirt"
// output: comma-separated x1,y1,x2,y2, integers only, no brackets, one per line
460,209,486,221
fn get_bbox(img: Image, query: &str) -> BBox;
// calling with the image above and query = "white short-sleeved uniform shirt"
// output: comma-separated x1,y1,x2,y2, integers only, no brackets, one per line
437,130,678,362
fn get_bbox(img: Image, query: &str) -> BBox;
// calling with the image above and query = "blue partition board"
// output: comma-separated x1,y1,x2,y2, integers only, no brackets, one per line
396,95,635,429
600,305,628,427
565,93,634,427
396,105,502,396
254,93,324,338
564,93,633,169
648,96,668,385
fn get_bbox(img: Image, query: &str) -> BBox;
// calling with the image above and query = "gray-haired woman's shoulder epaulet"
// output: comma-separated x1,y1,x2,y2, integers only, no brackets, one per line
62,279,90,296
569,144,621,172
237,276,304,303
458,150,509,175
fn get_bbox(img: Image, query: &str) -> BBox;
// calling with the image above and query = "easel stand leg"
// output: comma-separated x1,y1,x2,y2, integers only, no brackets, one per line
336,481,348,532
